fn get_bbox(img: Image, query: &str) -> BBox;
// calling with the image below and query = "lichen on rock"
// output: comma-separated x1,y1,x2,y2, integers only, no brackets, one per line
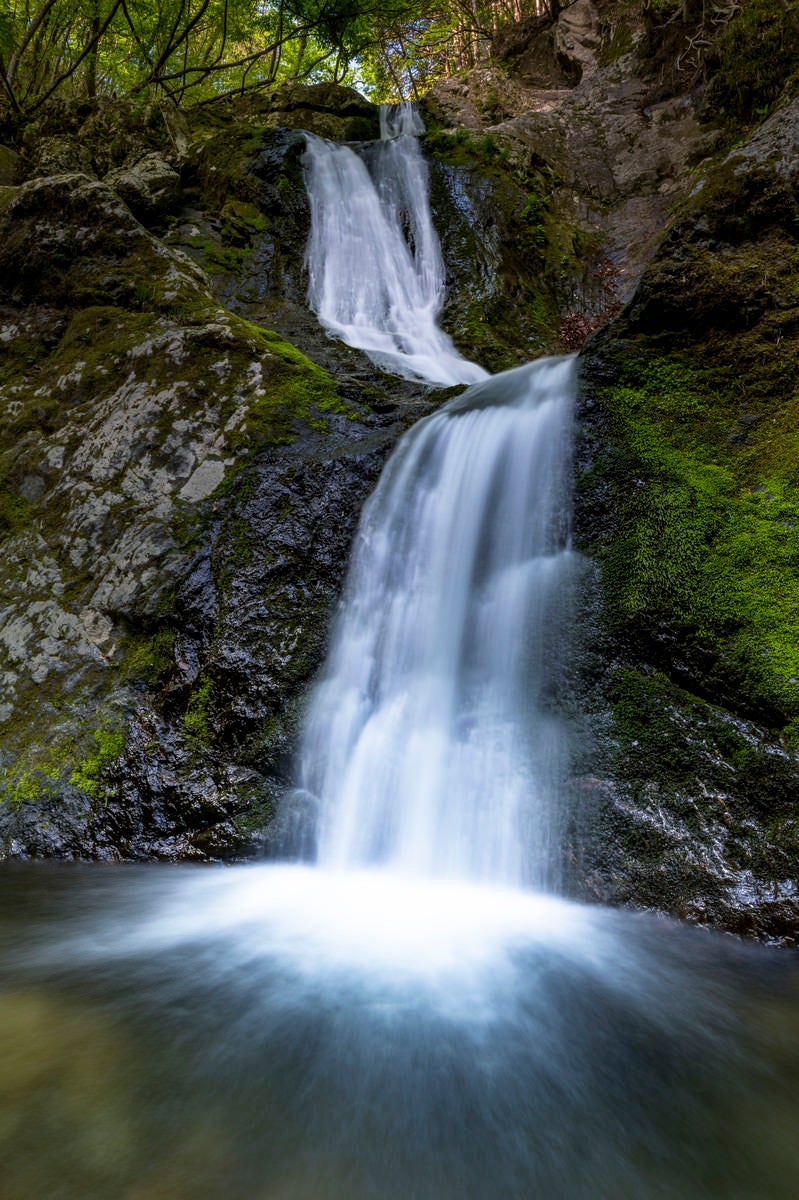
0,155,391,859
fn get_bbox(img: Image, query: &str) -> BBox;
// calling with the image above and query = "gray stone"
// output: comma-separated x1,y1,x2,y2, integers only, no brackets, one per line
555,0,601,81
105,152,181,215
179,459,227,502
30,136,96,179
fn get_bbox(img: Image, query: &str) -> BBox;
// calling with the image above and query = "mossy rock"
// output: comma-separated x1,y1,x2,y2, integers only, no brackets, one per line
572,97,799,938
426,130,595,367
262,82,379,141
703,0,799,129
0,160,378,860
578,98,799,721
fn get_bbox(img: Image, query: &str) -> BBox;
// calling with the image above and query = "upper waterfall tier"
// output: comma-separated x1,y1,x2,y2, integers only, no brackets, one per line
303,103,487,387
297,355,578,889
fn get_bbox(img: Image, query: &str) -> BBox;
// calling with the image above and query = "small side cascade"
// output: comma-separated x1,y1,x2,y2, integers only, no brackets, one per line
303,101,487,386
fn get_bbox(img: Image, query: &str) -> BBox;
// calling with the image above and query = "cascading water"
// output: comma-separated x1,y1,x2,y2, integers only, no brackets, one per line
3,102,799,1200
299,357,577,889
303,102,487,385
300,102,574,891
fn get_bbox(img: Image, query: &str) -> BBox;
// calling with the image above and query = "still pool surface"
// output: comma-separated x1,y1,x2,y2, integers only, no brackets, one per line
2,863,798,1199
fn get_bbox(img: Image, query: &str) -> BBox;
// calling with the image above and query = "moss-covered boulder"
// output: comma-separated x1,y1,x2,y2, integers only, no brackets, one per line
573,97,799,941
260,82,380,141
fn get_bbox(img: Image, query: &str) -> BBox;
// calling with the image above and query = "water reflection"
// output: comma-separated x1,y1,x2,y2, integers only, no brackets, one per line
1,863,798,1200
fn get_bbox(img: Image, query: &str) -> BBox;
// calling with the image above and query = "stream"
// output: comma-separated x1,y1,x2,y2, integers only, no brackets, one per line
2,865,799,1198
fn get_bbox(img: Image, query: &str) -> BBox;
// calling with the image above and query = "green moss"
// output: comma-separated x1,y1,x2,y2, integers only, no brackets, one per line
0,464,32,534
184,678,214,744
598,344,799,723
188,123,267,210
598,19,633,68
224,317,356,448
234,791,276,838
70,728,126,800
124,627,176,685
0,185,19,213
705,0,799,127
221,199,268,236
426,125,596,358
610,667,704,784
479,89,505,124
178,210,266,277
0,722,124,807
228,517,252,567
0,766,58,807
609,661,799,832
781,717,799,749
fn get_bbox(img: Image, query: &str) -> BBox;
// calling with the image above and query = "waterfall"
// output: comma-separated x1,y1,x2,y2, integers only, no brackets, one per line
298,356,576,889
3,104,799,1200
298,103,577,889
297,105,573,892
303,102,487,386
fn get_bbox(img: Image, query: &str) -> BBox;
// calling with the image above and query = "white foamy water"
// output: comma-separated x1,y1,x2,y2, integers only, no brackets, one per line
298,355,577,889
5,862,799,1200
29,866,606,1024
303,102,487,385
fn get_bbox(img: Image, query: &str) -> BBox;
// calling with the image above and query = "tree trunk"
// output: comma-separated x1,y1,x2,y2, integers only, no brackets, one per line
86,0,101,98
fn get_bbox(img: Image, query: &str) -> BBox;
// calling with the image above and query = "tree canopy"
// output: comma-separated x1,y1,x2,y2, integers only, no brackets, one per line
0,0,564,115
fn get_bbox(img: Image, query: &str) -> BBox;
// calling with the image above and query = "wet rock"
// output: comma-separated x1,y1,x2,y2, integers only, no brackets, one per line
572,97,799,941
2,56,796,948
0,790,96,860
566,683,799,944
0,104,441,861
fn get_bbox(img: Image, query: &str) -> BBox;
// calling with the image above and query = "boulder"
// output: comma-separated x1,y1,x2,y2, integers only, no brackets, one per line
28,135,96,178
105,151,181,217
263,82,380,141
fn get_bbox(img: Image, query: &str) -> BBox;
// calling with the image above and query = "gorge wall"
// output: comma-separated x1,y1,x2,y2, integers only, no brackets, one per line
1,0,798,941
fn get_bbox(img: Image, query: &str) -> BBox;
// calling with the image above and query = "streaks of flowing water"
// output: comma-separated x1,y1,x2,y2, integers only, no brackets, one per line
303,102,487,385
298,355,577,890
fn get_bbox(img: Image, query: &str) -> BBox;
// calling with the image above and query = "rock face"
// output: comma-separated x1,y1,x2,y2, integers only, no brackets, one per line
0,88,458,861
425,0,721,315
0,81,561,860
417,4,799,940
104,152,181,217
571,97,799,943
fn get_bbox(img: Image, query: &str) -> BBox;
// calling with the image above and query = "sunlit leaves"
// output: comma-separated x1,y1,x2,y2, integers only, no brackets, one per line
0,0,555,112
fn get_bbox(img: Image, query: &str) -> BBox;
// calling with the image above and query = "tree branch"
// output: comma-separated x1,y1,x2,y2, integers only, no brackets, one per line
26,0,124,113
6,0,63,87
